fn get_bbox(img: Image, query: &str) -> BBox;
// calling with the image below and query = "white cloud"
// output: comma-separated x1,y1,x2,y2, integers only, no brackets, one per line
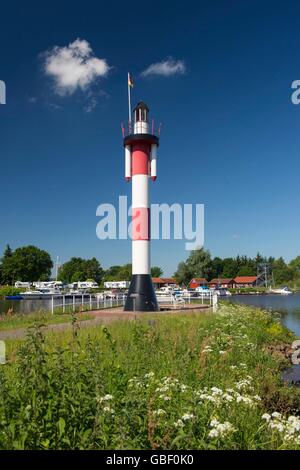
141,58,186,77
43,38,110,95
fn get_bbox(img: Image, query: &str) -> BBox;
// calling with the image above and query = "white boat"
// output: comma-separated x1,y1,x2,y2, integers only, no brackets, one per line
155,286,175,296
20,288,62,299
195,287,213,296
269,287,292,295
215,288,232,297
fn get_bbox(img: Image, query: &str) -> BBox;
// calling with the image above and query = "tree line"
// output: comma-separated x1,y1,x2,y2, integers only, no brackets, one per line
1,245,300,288
174,249,300,286
0,245,163,286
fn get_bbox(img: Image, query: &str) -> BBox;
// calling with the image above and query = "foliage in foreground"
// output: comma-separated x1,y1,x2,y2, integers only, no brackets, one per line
0,304,300,450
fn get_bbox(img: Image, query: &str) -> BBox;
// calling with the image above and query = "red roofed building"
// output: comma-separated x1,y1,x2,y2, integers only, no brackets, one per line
234,276,258,288
152,278,177,289
189,278,208,289
209,278,235,289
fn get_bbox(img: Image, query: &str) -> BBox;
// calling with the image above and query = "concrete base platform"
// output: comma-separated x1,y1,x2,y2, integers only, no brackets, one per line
89,302,210,318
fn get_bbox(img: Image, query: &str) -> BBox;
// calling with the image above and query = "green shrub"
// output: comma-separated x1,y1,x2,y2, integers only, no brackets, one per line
0,286,21,298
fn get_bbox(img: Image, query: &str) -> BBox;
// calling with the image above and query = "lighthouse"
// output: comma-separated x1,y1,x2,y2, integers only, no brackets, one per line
123,101,159,311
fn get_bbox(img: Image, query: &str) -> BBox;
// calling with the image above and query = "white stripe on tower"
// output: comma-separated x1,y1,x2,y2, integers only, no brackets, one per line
131,138,151,276
132,173,150,275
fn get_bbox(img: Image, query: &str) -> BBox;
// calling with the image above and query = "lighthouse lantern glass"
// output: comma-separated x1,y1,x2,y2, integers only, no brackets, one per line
134,102,149,134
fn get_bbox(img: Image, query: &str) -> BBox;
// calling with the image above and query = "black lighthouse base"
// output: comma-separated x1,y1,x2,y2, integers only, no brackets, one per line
124,274,159,312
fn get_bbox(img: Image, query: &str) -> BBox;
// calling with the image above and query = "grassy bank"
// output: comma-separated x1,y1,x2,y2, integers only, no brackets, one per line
1,303,300,449
0,311,93,331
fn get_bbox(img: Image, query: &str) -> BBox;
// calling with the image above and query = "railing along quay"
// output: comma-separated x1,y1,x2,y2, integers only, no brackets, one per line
49,291,218,314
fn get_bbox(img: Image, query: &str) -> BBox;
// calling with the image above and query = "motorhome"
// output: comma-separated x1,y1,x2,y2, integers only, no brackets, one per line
104,281,130,289
33,281,63,289
68,281,99,291
15,281,31,289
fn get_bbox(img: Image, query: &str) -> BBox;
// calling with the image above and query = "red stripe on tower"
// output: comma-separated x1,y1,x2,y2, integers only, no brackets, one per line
131,142,150,176
132,207,150,240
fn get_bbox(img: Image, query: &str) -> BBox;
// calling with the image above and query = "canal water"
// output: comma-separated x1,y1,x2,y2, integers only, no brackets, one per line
228,293,300,337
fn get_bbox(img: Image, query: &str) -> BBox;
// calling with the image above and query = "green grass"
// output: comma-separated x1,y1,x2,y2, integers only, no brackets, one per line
0,303,300,450
0,311,94,331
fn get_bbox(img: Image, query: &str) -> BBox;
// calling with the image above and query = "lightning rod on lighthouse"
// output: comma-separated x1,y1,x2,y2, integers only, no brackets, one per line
123,101,159,311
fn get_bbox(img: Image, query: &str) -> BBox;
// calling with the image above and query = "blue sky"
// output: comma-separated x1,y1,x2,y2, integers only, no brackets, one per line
1,0,300,276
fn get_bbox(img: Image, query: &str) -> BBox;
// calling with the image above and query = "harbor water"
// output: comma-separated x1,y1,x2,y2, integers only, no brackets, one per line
227,293,300,337
228,293,300,385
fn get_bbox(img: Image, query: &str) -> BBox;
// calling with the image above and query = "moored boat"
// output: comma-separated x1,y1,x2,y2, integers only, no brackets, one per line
5,295,24,300
20,288,62,299
269,286,292,295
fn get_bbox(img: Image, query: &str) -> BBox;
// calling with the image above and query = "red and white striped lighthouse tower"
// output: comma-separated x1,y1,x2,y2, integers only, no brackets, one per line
123,101,159,311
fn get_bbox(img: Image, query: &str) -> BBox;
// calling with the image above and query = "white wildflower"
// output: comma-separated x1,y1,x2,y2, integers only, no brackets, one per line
153,409,166,416
208,419,236,439
208,429,219,438
144,371,155,378
210,418,220,427
182,413,194,421
262,413,271,422
103,406,115,414
97,394,113,403
174,419,185,428
262,413,300,445
159,394,171,401
211,387,223,395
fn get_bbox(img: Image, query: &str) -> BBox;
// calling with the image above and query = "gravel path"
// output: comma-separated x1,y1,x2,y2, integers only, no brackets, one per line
0,304,209,341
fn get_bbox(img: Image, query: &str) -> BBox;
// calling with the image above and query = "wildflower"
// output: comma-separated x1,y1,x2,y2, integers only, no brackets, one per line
155,385,170,393
210,418,220,427
236,395,254,406
182,413,194,421
103,394,113,400
208,429,219,438
144,371,155,378
153,409,166,416
96,394,114,404
219,350,226,355
103,406,115,414
208,419,236,439
159,394,171,401
174,419,185,428
262,413,300,445
223,393,234,402
236,378,253,391
211,387,223,395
